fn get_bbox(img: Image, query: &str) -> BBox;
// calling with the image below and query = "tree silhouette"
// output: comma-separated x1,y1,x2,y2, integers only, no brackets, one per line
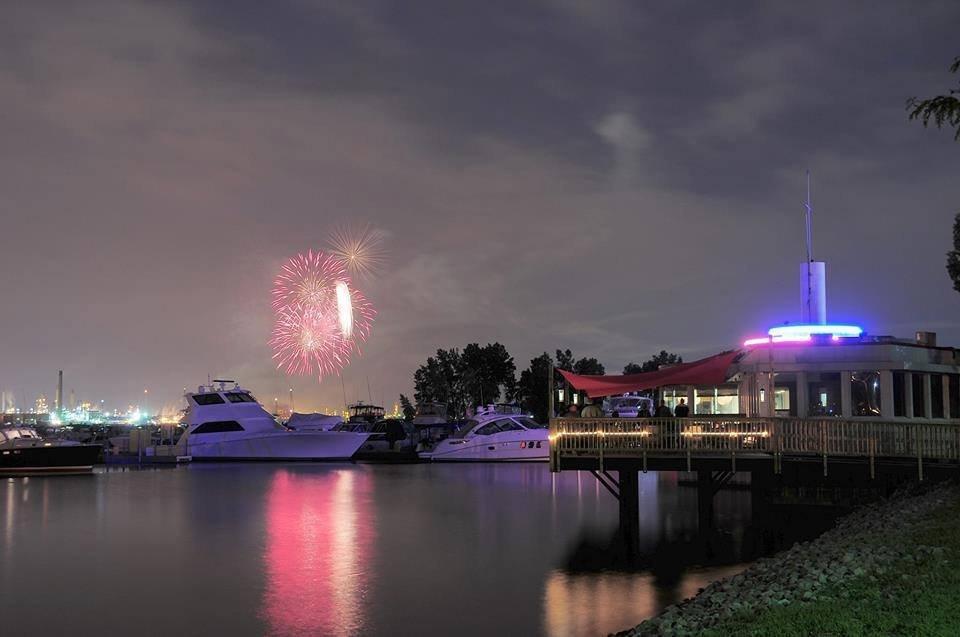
907,56,960,140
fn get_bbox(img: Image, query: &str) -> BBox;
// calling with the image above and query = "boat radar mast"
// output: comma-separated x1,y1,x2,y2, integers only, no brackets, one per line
800,171,827,325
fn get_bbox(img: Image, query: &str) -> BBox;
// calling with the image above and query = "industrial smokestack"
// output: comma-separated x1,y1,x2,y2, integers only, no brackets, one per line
56,370,63,414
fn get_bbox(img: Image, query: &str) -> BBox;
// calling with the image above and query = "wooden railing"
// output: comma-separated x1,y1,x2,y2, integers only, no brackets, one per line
549,416,960,473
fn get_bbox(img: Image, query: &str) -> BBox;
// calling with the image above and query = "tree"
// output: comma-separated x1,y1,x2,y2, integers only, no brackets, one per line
948,214,960,294
908,56,960,293
461,342,517,408
412,343,516,418
907,56,960,140
413,348,466,417
517,352,553,423
573,357,605,376
399,394,416,421
624,350,683,374
555,349,575,371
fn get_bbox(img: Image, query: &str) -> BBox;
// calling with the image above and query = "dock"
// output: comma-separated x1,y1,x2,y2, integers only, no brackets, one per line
549,415,960,553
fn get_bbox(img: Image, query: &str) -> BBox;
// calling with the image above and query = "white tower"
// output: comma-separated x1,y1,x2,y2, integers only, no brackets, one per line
800,171,826,325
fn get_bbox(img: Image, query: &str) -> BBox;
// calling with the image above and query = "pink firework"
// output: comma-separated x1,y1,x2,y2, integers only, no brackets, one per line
270,250,376,379
272,250,346,314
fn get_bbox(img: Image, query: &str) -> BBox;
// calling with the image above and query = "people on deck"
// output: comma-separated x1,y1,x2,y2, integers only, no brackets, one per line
674,398,690,418
565,403,579,418
655,400,672,417
580,399,603,418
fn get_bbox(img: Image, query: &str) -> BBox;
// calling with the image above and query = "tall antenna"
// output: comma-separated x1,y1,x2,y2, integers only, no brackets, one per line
804,170,813,263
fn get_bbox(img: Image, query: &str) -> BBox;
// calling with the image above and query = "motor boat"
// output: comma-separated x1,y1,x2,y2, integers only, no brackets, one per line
178,380,369,461
285,412,344,431
603,394,655,418
422,404,549,462
347,401,385,424
339,418,419,461
0,426,101,475
409,403,458,455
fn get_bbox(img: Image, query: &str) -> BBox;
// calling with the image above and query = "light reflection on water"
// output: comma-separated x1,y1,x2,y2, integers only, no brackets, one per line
0,463,832,636
262,469,373,636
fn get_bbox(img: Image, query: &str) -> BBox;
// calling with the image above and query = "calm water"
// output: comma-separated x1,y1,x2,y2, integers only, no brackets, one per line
1,463,833,636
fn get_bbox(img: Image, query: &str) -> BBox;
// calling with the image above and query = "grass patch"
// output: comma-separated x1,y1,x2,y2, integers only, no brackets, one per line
702,496,960,637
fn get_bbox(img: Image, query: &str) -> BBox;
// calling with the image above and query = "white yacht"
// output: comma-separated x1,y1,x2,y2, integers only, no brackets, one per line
178,380,369,461
423,405,549,462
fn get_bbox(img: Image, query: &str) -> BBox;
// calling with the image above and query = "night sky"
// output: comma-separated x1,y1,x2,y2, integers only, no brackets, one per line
2,1,958,413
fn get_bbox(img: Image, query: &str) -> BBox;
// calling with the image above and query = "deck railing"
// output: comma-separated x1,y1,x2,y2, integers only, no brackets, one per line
549,416,960,473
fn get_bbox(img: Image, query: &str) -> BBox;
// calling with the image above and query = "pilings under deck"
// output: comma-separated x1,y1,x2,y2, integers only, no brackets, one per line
618,469,640,555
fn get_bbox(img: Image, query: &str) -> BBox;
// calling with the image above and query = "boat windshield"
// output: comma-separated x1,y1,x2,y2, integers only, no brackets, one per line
451,420,480,438
514,416,547,429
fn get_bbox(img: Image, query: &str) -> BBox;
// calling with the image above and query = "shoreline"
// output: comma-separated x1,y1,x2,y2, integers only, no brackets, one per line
616,480,959,636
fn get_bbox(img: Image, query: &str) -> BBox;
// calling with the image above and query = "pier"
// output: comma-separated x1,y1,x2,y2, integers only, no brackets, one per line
549,416,960,553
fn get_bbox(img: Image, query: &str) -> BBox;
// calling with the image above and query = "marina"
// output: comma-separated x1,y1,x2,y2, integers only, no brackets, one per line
3,2,959,635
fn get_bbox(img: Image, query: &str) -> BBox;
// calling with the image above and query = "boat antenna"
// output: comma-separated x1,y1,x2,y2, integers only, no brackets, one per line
340,375,348,412
804,169,814,263
366,376,372,403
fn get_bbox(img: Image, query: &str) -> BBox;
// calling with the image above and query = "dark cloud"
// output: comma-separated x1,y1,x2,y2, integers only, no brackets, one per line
1,0,958,412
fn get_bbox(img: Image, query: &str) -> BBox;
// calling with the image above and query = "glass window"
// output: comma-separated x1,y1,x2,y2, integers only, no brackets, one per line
912,374,924,417
514,416,547,429
851,371,881,417
893,372,906,417
493,418,523,432
716,387,740,415
694,389,714,415
193,393,225,405
225,392,256,403
950,375,959,419
193,420,244,434
809,373,841,416
932,375,944,419
474,423,501,436
774,388,790,412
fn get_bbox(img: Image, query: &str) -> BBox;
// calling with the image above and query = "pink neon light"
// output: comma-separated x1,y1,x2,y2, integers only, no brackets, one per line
743,335,814,347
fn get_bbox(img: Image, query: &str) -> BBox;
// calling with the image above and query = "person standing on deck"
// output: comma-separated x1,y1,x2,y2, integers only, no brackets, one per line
655,400,672,417
565,403,579,418
580,398,603,418
674,398,690,418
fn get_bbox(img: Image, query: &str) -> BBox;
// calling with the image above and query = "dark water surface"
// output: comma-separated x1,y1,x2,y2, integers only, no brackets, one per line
1,464,835,636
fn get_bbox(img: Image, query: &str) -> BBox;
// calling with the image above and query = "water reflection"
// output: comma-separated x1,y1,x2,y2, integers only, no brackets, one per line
543,566,745,637
262,469,374,636
0,464,844,636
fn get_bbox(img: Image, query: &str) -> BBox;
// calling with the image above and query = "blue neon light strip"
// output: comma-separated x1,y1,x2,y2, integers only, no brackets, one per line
767,324,862,338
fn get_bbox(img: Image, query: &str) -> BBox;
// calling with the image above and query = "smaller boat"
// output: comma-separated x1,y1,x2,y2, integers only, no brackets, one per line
411,403,458,455
423,404,549,462
347,402,385,424
345,418,420,461
0,426,101,475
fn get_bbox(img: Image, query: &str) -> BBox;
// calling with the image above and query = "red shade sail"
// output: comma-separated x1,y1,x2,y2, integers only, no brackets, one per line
557,350,742,398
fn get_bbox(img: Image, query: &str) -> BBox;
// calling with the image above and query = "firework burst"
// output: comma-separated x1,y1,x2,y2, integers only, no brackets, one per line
327,223,387,280
270,250,376,380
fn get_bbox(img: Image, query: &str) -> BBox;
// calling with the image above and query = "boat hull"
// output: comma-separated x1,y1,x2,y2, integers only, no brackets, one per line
185,431,369,461
425,433,549,462
0,444,101,475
